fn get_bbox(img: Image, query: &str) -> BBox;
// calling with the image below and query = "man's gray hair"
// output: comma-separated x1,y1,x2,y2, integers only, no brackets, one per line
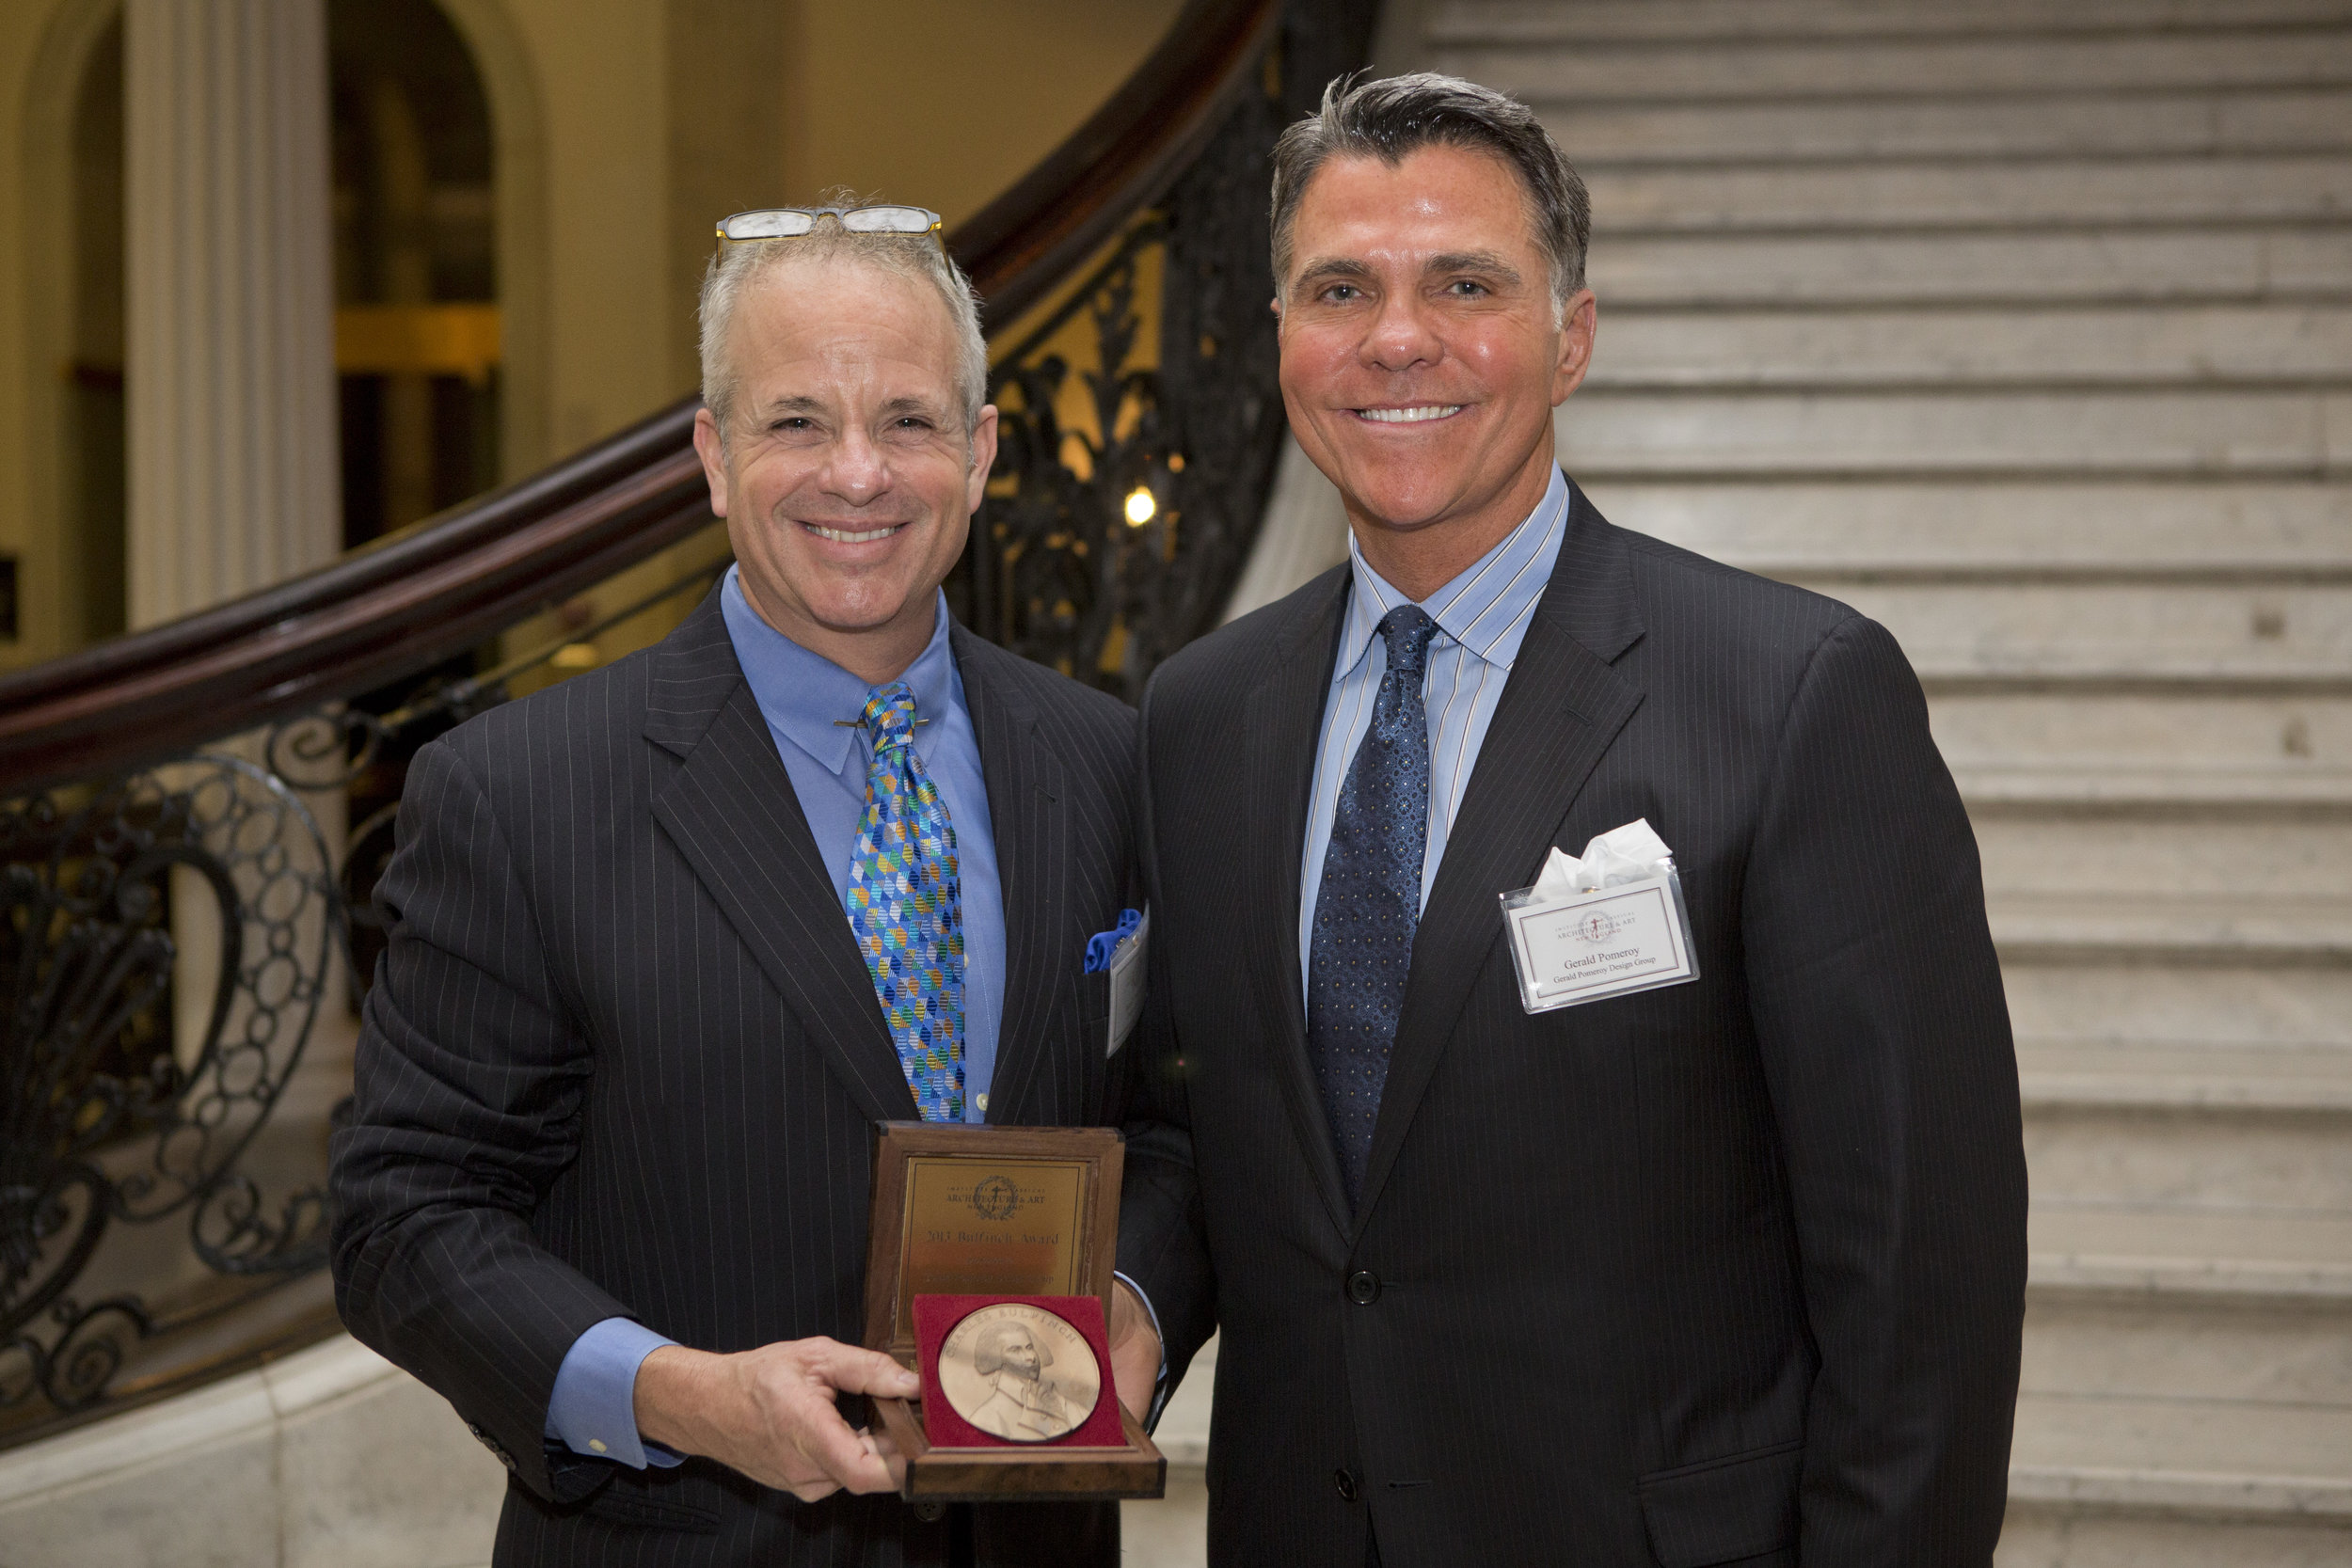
1269,72,1590,317
697,210,988,441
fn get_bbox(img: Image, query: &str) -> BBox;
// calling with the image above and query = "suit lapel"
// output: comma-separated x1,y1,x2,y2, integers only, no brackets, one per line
1354,487,1648,1225
952,626,1070,1126
1244,568,1355,1236
645,598,920,1125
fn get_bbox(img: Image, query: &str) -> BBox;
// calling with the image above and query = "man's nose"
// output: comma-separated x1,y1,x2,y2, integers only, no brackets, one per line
822,427,889,503
1361,290,1442,372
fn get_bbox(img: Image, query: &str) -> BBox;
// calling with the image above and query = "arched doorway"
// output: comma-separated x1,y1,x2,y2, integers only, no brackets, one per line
40,0,509,654
61,10,125,644
328,0,499,546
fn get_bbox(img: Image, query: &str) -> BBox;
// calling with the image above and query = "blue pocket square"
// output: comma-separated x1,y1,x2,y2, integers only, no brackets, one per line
1084,908,1142,974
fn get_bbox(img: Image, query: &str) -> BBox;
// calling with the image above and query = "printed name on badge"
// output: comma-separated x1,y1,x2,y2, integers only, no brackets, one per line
1505,872,1696,1007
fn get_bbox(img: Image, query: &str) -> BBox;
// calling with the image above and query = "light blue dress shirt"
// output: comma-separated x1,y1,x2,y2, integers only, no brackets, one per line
717,566,1006,1096
543,567,1008,1469
1299,467,1570,999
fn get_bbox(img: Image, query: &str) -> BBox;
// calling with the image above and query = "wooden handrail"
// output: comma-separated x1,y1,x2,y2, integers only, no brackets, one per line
0,0,1279,794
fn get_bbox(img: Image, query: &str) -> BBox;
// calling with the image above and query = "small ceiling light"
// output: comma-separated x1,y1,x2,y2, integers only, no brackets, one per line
1123,486,1156,528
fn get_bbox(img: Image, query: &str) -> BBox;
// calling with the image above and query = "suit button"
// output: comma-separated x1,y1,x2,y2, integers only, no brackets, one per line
1346,1270,1380,1305
1334,1468,1359,1502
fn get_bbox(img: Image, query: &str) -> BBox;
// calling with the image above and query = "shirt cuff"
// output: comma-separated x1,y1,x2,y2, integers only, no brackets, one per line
546,1316,685,1469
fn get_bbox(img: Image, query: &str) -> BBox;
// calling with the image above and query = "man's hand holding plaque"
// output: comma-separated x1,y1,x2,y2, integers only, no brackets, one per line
861,1123,1165,1499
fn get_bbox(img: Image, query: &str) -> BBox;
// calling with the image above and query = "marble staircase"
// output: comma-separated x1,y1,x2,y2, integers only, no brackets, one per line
1146,6,2352,1558
1414,0,2352,1560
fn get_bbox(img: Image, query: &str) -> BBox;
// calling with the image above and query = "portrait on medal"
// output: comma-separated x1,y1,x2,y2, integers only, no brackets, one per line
936,1303,1102,1443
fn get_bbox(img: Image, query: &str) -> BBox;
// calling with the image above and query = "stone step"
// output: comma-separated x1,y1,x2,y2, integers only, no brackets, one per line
1974,816,2352,911
1590,226,2352,307
1992,893,2352,963
1585,304,2352,389
1800,579,2352,683
2007,1393,2352,1519
2003,959,2352,1051
1930,692,2349,784
1583,155,2352,236
1998,1499,2352,1567
2032,1203,2352,1296
1576,480,2352,578
1432,0,2352,45
1556,388,2351,478
2020,1039,2352,1114
1544,88,2352,164
1436,28,2352,103
1960,766,2352,808
2026,1289,2352,1406
2025,1094,2352,1210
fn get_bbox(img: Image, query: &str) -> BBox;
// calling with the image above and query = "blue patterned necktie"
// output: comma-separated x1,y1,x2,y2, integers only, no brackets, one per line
1308,605,1438,1206
845,683,965,1121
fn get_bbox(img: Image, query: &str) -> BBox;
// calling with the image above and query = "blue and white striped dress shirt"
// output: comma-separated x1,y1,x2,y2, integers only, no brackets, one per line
1298,466,1571,998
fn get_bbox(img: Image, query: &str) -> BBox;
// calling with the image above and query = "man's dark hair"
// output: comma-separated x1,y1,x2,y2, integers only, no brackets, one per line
1269,71,1590,317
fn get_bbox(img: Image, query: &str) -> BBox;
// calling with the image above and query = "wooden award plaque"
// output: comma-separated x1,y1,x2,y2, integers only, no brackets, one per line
861,1122,1166,1502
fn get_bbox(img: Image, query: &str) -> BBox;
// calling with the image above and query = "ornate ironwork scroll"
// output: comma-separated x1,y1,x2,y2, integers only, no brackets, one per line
969,0,1376,702
0,563,725,1444
0,755,332,1419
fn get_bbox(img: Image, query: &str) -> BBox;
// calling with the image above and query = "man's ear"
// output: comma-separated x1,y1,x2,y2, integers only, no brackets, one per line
963,404,1001,514
691,406,731,517
1551,289,1597,406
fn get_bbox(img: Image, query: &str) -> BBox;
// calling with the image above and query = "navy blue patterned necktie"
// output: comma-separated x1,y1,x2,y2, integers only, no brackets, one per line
1308,604,1438,1208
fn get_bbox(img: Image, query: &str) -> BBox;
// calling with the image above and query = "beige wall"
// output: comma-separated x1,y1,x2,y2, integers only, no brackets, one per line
0,0,1183,670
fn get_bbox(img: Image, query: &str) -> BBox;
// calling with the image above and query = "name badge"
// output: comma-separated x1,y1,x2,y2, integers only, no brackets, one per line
1105,909,1149,1056
1502,872,1696,1010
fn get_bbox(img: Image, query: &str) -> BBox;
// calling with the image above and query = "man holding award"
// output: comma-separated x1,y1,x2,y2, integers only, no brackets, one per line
1110,74,2029,1565
332,206,1138,1567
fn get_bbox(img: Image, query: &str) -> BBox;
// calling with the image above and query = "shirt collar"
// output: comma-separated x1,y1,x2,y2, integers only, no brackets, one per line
1336,465,1570,680
719,564,958,775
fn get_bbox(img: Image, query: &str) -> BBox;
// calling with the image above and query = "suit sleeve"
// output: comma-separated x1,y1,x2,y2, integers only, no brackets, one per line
1740,614,2027,1565
329,736,635,1504
1113,676,1218,1386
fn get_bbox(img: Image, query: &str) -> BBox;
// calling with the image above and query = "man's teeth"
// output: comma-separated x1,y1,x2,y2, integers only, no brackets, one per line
1357,405,1463,423
807,523,900,543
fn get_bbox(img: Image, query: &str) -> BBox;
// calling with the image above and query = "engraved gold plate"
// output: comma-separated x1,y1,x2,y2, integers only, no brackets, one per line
897,1158,1087,1329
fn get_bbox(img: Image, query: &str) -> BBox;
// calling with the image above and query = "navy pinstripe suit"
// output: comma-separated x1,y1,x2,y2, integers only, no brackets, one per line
331,594,1135,1567
1117,480,2027,1567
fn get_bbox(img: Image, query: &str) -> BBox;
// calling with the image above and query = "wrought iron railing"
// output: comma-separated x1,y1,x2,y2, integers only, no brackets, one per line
0,0,1371,1449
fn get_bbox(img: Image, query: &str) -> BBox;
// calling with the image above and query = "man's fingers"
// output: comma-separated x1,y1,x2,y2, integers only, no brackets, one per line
785,1384,900,1495
1109,1280,1144,1345
1107,1292,1162,1425
1111,1341,1159,1424
808,1338,921,1400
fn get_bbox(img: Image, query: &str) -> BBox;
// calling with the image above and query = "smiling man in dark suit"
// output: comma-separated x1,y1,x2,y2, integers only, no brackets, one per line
332,207,1136,1568
1107,75,2028,1567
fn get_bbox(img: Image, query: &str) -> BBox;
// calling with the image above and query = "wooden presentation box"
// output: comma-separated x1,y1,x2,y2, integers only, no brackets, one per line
862,1122,1167,1503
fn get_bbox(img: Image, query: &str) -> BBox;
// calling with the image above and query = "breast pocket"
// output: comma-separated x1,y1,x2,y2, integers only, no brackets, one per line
1076,966,1112,1036
1636,1437,1802,1568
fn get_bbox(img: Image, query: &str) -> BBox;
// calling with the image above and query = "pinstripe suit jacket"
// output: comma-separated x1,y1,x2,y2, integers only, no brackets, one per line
1117,480,2027,1568
330,594,1135,1568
